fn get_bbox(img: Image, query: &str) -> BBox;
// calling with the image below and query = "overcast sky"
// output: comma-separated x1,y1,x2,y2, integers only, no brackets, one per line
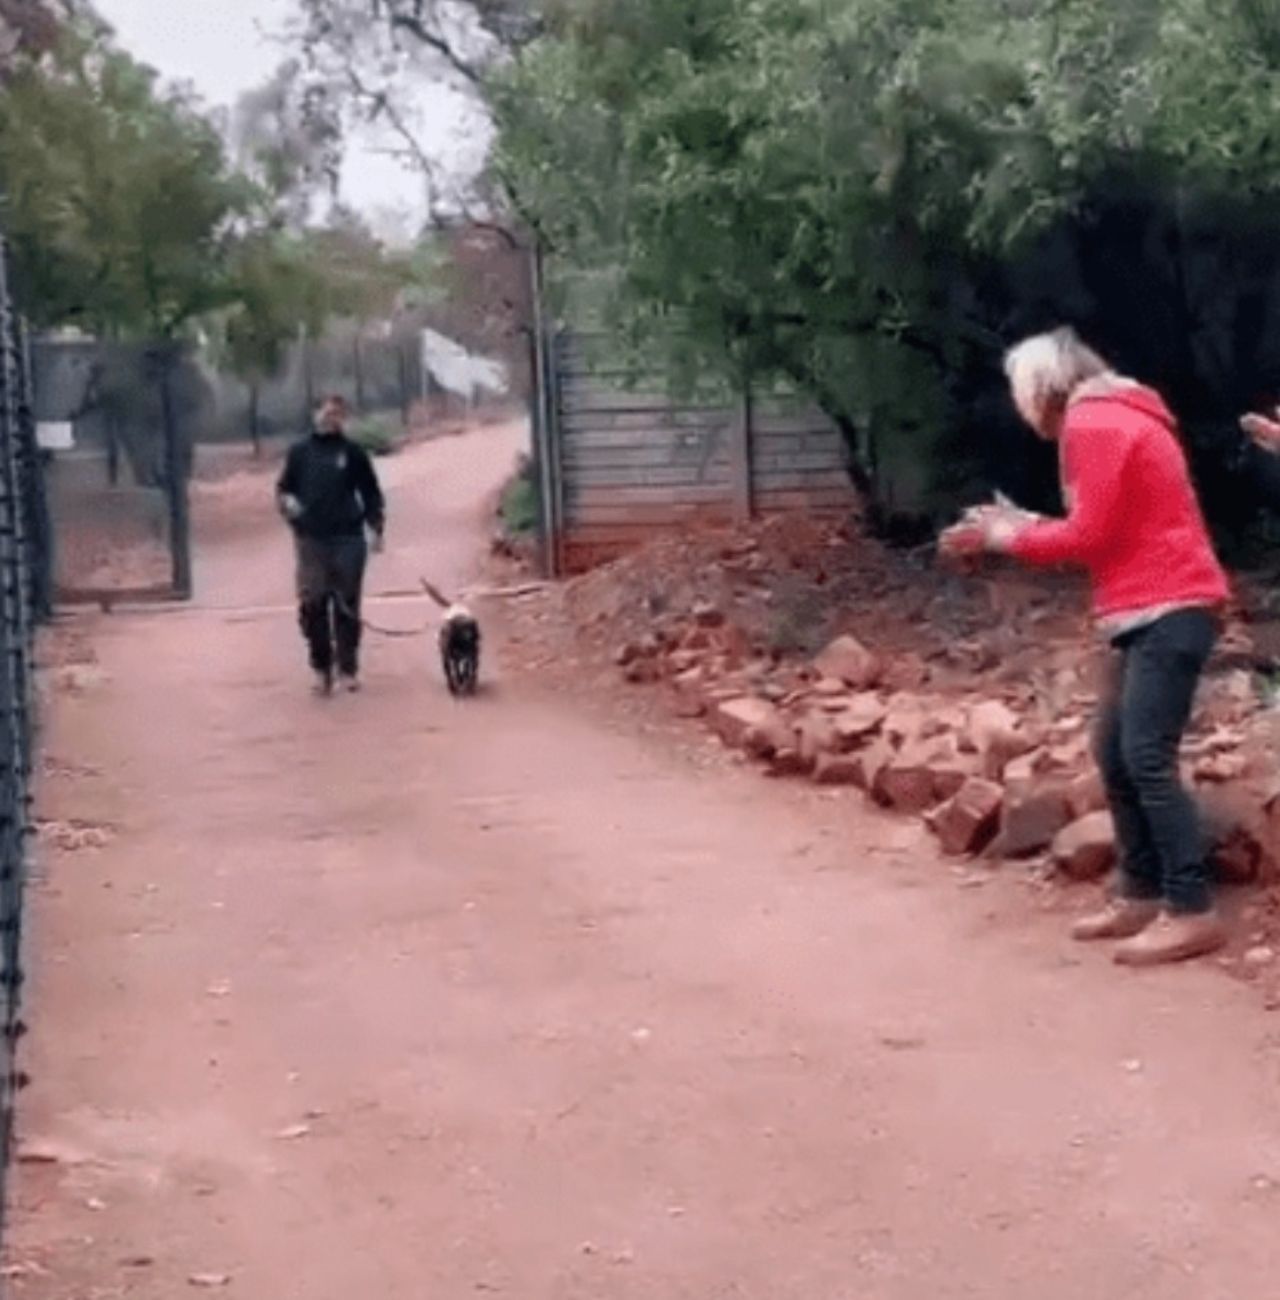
92,0,453,235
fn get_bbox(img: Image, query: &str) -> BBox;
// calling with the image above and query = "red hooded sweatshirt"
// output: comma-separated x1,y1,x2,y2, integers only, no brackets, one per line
1010,383,1229,620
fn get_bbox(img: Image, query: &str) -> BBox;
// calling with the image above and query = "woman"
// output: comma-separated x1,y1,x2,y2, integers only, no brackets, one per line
943,328,1230,966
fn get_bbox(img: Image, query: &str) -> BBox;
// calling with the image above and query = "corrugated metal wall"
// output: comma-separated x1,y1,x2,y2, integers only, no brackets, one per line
750,397,860,515
548,332,856,571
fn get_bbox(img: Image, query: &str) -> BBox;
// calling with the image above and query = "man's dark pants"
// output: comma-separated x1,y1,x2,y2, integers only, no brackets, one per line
295,534,367,678
1094,608,1217,915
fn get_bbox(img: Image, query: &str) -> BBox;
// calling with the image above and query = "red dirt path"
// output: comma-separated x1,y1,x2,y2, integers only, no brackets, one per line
7,422,1280,1299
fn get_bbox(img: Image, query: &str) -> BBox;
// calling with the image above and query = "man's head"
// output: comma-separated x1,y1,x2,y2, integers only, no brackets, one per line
316,394,350,436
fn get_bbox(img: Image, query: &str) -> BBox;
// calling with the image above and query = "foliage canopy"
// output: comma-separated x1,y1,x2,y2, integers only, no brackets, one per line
491,0,1280,527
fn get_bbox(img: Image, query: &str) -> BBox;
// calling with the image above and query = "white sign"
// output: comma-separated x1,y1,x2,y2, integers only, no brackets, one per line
421,329,508,404
36,421,74,451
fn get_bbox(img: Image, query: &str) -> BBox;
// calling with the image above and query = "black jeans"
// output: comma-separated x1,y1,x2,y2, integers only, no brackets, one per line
1094,608,1217,914
295,534,367,677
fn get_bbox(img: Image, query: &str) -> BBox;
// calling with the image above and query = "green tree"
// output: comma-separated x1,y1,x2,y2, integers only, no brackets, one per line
0,25,252,338
221,231,331,452
491,0,1280,528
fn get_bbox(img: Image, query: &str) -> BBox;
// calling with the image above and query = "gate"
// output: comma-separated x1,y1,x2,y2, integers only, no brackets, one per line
32,338,192,603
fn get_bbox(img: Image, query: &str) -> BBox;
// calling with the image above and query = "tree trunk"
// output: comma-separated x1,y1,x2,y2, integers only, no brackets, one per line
249,382,262,457
106,409,121,486
302,327,315,419
397,340,411,427
353,334,366,412
159,349,192,600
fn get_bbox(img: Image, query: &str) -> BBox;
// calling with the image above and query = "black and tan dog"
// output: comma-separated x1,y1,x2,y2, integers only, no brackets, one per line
421,580,481,696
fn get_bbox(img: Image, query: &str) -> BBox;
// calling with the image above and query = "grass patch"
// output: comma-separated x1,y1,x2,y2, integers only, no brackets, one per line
498,454,539,537
501,473,539,536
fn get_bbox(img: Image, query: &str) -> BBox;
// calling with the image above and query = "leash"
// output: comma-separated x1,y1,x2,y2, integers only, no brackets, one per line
332,593,436,639
329,576,542,640
331,578,456,639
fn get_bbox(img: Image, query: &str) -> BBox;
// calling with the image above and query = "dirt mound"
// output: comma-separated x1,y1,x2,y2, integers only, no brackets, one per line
563,515,1094,684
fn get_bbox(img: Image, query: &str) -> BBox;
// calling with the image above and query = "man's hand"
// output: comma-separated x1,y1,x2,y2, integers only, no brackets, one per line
1241,411,1280,454
279,492,304,523
369,528,386,555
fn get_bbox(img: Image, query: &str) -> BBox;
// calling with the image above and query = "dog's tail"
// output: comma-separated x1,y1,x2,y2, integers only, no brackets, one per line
419,578,451,610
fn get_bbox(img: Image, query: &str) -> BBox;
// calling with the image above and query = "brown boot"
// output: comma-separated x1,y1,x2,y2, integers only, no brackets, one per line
1113,911,1227,967
1071,899,1160,942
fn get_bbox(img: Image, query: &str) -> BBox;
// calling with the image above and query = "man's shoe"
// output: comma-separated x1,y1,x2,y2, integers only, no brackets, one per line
312,670,334,697
1071,899,1160,942
1113,911,1227,967
338,673,360,693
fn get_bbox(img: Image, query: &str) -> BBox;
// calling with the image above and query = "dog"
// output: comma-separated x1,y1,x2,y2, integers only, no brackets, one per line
421,580,481,696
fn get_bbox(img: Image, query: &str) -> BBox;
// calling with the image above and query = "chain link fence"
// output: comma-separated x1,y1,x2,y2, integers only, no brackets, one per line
0,238,52,1245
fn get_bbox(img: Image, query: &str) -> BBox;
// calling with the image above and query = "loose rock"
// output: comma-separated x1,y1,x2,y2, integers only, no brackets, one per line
990,787,1073,859
875,741,950,814
712,697,783,751
813,754,865,787
927,778,1004,856
829,694,888,750
813,635,881,691
1052,812,1117,881
1064,770,1107,821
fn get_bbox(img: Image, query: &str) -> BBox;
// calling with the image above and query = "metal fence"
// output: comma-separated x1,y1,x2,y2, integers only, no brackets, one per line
0,240,52,1243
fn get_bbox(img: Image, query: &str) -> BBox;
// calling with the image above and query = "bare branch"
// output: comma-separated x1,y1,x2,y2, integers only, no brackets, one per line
388,12,484,84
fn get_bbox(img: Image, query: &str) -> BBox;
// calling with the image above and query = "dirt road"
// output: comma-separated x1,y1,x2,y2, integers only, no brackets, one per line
9,424,1280,1299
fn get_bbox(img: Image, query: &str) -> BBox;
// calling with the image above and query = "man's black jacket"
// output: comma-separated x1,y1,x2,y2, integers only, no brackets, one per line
277,432,386,541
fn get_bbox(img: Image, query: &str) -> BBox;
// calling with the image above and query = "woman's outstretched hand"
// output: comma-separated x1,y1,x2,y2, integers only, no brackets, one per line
1241,410,1280,454
939,505,1030,560
938,521,987,560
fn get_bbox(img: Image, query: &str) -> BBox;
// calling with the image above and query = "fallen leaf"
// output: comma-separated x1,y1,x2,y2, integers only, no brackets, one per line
188,1273,232,1288
880,1034,927,1052
275,1124,312,1141
18,1140,92,1167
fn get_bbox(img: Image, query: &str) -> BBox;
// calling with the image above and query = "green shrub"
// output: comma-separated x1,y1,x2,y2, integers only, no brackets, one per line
348,415,399,457
500,473,539,536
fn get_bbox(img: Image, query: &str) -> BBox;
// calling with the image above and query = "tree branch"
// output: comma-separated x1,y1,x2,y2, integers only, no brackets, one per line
388,12,484,85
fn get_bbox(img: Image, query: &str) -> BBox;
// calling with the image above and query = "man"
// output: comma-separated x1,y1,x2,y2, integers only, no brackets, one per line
277,395,386,696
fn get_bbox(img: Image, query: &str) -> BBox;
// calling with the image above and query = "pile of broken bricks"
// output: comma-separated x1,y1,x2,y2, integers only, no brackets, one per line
616,618,1280,888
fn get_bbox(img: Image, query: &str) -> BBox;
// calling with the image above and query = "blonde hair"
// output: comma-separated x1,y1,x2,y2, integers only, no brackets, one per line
1004,327,1109,422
